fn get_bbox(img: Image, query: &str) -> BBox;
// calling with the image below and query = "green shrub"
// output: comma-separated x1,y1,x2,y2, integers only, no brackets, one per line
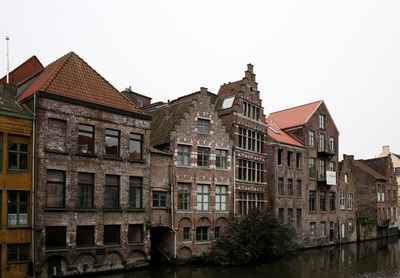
206,209,297,265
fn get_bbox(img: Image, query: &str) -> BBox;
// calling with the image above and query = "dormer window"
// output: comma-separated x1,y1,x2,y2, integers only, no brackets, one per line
197,118,210,134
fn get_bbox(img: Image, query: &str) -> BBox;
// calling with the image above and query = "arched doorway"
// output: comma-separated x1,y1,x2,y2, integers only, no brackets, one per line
150,226,174,264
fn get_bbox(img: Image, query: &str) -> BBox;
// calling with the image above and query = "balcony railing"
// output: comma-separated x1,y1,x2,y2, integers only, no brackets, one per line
318,143,335,158
377,219,390,228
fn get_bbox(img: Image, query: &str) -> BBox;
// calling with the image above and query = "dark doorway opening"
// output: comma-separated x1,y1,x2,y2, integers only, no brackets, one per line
150,226,174,265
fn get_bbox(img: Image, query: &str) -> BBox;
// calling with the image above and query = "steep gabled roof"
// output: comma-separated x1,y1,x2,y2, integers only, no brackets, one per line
0,56,44,86
266,116,304,148
148,95,195,147
353,160,387,181
18,52,141,113
268,100,323,129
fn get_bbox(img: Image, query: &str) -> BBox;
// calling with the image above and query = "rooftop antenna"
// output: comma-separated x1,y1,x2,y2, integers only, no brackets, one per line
6,36,10,83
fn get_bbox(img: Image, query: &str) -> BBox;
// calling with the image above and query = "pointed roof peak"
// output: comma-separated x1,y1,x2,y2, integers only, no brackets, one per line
18,51,141,113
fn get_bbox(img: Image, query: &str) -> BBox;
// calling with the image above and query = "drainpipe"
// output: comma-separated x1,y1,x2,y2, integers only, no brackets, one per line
233,146,236,215
31,93,36,277
170,156,177,258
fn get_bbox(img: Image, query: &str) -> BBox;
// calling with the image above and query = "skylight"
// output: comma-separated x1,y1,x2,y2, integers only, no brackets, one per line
221,96,235,109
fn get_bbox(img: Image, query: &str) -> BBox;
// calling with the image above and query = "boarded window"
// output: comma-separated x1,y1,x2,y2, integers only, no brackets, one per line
47,118,67,152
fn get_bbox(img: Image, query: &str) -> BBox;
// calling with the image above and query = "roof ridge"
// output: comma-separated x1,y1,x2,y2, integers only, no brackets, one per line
270,100,323,115
69,52,141,112
42,51,74,91
354,160,386,180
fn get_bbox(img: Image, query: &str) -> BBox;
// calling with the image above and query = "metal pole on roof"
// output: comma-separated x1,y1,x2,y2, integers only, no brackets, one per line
6,35,10,83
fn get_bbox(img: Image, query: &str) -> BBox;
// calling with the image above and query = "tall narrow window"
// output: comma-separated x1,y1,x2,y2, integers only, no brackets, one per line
320,222,327,236
128,224,143,244
78,124,94,154
287,151,293,167
239,127,247,149
319,114,325,129
104,175,119,209
197,147,210,167
129,133,142,160
216,185,227,211
288,179,294,196
320,192,326,211
296,180,302,197
197,184,210,211
0,132,3,170
177,145,191,166
278,178,284,196
278,208,284,223
296,153,302,168
296,209,302,227
178,183,190,210
183,227,191,241
310,222,316,235
277,149,283,165
329,192,336,211
319,160,326,180
319,133,326,152
129,177,142,209
329,137,335,153
309,158,316,179
105,129,120,156
77,173,94,208
339,192,346,210
287,208,293,225
47,170,65,208
8,135,29,170
216,149,228,169
76,226,94,248
308,130,315,147
104,225,120,245
7,191,29,227
309,191,316,212
328,162,335,172
197,118,210,134
347,193,353,210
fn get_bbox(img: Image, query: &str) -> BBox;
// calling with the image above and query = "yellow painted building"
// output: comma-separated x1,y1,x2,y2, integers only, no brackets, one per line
0,84,33,278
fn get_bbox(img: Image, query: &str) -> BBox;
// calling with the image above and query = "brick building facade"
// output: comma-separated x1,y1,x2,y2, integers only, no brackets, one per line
267,100,356,247
16,52,152,277
216,65,268,214
146,88,233,260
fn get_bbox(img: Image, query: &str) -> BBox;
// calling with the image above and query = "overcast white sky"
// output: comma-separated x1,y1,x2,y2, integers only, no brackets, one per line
1,0,399,159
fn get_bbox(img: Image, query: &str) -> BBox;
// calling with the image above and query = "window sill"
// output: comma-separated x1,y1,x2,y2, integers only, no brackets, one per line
103,208,122,212
76,152,98,158
46,248,68,253
103,155,123,161
45,149,68,155
152,207,168,210
128,208,146,212
7,260,32,265
104,244,121,248
6,225,31,229
75,208,97,212
7,169,29,172
177,165,192,168
128,159,145,164
128,242,145,246
196,241,211,245
76,246,95,250
45,208,69,212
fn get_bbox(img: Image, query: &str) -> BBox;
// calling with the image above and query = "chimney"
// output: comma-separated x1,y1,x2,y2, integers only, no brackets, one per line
0,83,17,98
200,87,208,94
245,63,256,87
382,145,390,155
247,63,253,73
343,154,354,161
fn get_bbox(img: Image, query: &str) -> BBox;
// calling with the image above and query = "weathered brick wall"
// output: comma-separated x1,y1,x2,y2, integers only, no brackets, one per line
32,97,151,276
170,90,233,259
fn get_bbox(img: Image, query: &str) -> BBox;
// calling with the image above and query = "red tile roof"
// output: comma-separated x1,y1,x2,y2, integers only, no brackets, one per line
0,56,44,86
353,160,387,180
18,52,141,113
266,116,304,147
268,100,322,129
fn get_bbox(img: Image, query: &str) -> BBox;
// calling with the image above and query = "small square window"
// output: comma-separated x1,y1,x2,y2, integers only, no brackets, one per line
197,118,210,134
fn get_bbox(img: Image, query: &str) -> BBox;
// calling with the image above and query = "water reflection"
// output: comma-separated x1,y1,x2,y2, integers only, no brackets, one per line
103,237,400,278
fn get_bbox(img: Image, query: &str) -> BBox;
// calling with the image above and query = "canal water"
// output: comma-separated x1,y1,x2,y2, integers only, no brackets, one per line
104,237,400,278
